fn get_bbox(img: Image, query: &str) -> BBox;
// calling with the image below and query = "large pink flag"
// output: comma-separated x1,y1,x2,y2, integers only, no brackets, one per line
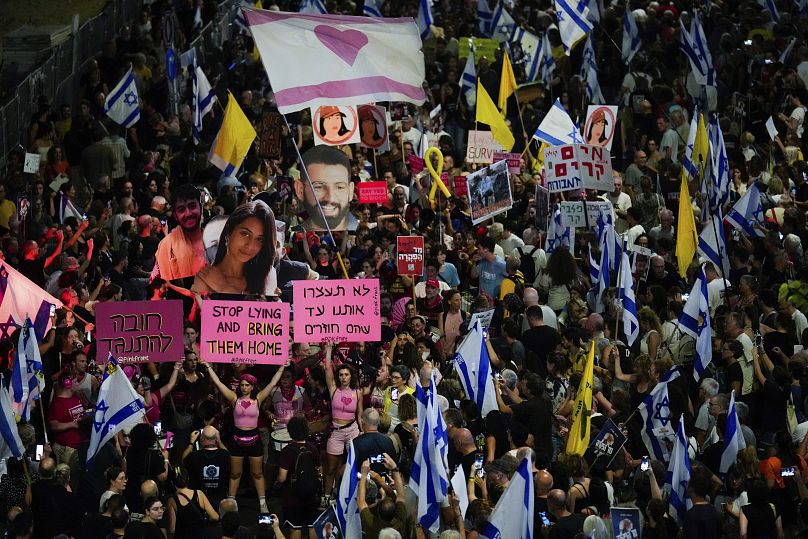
244,9,426,114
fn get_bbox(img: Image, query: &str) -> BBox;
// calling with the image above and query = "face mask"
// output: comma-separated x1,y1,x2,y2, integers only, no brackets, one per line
421,351,430,361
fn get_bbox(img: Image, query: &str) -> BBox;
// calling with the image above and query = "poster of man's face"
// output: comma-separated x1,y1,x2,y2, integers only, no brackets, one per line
294,146,357,231
153,184,206,282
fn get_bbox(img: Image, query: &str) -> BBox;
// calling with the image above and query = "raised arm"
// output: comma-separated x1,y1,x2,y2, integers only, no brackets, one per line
158,362,183,399
43,231,64,269
257,360,292,405
323,342,337,395
202,361,237,404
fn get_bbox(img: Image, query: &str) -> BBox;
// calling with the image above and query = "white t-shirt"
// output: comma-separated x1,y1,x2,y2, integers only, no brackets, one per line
707,278,729,316
660,128,679,163
790,106,806,138
499,234,526,258
793,309,808,344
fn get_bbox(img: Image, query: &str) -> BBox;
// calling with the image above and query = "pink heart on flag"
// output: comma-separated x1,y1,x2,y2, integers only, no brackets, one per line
314,25,368,66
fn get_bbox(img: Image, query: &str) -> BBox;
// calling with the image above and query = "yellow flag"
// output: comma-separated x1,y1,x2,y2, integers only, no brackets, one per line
566,341,595,456
498,51,517,117
209,91,257,175
689,113,709,178
676,169,698,277
476,80,514,151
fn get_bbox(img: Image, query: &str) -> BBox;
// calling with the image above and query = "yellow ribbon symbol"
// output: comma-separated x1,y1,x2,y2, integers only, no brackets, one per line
425,146,451,203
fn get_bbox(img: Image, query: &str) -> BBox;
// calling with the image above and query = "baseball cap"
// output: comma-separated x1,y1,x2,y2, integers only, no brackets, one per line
426,278,440,289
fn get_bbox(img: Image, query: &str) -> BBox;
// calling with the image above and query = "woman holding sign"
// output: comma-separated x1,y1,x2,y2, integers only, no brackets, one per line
322,342,362,502
203,360,290,514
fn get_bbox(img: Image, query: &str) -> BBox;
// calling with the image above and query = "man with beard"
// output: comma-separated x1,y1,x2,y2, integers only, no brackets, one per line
294,145,358,231
154,183,205,281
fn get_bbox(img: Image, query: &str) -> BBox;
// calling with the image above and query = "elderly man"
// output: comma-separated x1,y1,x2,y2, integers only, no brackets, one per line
602,173,632,233
547,489,585,539
648,208,675,249
183,426,231,508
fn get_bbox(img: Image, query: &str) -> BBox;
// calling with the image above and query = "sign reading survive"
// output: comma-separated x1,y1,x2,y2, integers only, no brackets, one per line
357,181,388,204
96,300,184,364
293,279,380,343
396,236,424,275
201,300,290,365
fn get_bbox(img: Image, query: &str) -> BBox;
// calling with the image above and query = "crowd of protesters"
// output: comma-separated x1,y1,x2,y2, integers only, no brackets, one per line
6,0,808,538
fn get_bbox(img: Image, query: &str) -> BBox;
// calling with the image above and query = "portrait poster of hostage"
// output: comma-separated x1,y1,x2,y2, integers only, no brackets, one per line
466,159,513,225
293,145,358,232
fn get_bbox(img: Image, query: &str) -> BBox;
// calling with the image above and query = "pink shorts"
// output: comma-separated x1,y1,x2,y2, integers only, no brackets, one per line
326,421,360,455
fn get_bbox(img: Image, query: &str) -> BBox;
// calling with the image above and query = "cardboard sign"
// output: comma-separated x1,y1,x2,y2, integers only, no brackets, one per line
16,194,29,222
466,159,513,225
201,300,290,365
584,200,614,229
560,201,587,228
453,175,468,196
468,309,495,329
583,105,618,151
544,144,614,192
610,507,641,539
396,236,425,275
465,130,503,164
407,154,425,173
492,151,521,174
358,104,390,152
293,279,380,343
357,181,388,204
23,153,41,174
255,110,284,159
577,144,614,192
311,105,361,146
96,300,184,364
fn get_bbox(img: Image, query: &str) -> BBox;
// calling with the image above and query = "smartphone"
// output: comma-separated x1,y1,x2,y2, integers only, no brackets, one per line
49,305,56,317
744,39,752,46
391,387,399,400
34,444,44,461
153,421,162,436
540,511,551,527
475,453,485,477
782,466,796,477
257,514,273,525
755,331,762,347
640,457,649,472
370,454,385,464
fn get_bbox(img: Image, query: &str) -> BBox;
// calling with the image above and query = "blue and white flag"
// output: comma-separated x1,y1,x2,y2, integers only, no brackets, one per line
682,108,700,178
618,248,639,346
298,0,327,14
335,440,362,538
192,5,204,30
638,368,681,462
10,317,45,422
539,31,556,87
459,49,477,106
87,353,146,464
533,98,583,146
666,415,692,523
726,182,765,238
554,0,593,54
708,113,730,211
679,13,715,86
481,455,535,539
192,65,217,145
761,0,780,22
416,0,433,39
679,265,712,380
478,0,494,36
409,372,449,533
596,213,621,271
58,192,83,224
546,207,575,254
0,377,24,461
0,261,60,342
579,0,601,25
588,246,600,284
510,27,541,82
621,4,641,64
698,210,730,278
453,320,498,417
491,1,517,41
104,68,140,128
780,37,797,64
581,35,604,104
363,0,384,17
720,390,746,474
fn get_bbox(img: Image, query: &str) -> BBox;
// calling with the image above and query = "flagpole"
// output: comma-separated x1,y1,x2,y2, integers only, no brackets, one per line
371,148,378,179
38,400,49,445
279,114,350,279
613,233,623,341
697,154,731,309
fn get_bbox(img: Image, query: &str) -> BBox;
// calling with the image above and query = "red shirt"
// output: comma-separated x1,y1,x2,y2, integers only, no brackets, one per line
49,394,86,448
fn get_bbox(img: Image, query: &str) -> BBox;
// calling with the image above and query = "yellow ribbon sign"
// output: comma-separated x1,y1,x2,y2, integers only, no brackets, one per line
425,146,451,203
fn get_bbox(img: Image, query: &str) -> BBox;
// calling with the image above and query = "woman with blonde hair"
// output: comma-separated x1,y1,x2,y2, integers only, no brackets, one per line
614,352,654,409
638,307,663,360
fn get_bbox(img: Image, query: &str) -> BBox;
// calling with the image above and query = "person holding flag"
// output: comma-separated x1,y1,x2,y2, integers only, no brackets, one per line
494,370,553,466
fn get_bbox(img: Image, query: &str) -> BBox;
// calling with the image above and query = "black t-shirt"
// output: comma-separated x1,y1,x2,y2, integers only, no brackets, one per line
511,397,553,465
683,503,721,539
81,512,113,539
123,521,164,539
698,441,724,476
184,448,231,501
18,258,47,288
485,410,511,460
352,431,396,475
762,379,788,433
726,361,744,393
278,441,321,507
520,326,562,376
548,513,586,539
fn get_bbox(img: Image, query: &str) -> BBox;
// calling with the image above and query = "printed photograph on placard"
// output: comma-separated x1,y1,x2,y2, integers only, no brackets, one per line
466,159,513,225
293,146,358,231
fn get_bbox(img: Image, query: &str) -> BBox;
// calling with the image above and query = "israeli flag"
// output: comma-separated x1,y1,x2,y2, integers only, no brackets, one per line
416,0,433,40
679,13,715,86
726,182,766,238
546,207,575,254
554,0,593,54
539,31,556,87
698,209,730,278
639,368,680,462
579,0,601,25
596,213,621,271
682,110,700,177
459,49,477,106
621,4,641,64
666,415,692,523
511,27,541,82
10,317,45,422
533,98,583,146
720,390,747,474
618,247,639,346
588,246,600,285
192,65,217,145
679,265,712,380
104,68,140,128
87,353,146,464
336,441,362,537
478,0,494,36
708,113,730,211
58,192,83,224
0,376,24,461
762,0,780,21
481,455,535,539
363,0,384,17
491,1,517,41
298,0,327,14
581,35,604,104
409,372,449,533
453,320,498,417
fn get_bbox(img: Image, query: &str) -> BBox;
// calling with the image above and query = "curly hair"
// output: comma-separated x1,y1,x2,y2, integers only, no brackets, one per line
546,247,578,287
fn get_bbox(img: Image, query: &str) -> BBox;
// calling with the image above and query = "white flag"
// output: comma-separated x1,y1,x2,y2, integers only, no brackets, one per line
104,68,140,128
481,456,535,538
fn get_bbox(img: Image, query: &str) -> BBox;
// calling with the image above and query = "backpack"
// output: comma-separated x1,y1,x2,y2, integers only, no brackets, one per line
290,444,320,498
515,245,540,285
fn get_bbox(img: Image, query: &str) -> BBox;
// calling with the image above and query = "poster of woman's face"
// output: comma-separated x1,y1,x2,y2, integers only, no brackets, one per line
583,105,618,151
312,105,361,146
358,104,390,151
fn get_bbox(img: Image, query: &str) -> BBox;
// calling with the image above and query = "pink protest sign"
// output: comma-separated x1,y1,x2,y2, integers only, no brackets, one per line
453,175,467,195
492,151,521,174
293,279,380,343
201,300,290,365
357,181,388,204
407,154,425,173
96,300,184,364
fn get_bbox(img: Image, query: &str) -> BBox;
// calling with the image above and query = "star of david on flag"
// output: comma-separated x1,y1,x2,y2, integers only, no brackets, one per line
104,68,141,128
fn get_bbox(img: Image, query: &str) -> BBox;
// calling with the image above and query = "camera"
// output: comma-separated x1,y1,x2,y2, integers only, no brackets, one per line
203,464,220,479
370,454,385,464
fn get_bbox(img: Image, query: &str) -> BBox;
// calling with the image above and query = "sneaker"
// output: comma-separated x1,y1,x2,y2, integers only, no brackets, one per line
259,500,269,513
